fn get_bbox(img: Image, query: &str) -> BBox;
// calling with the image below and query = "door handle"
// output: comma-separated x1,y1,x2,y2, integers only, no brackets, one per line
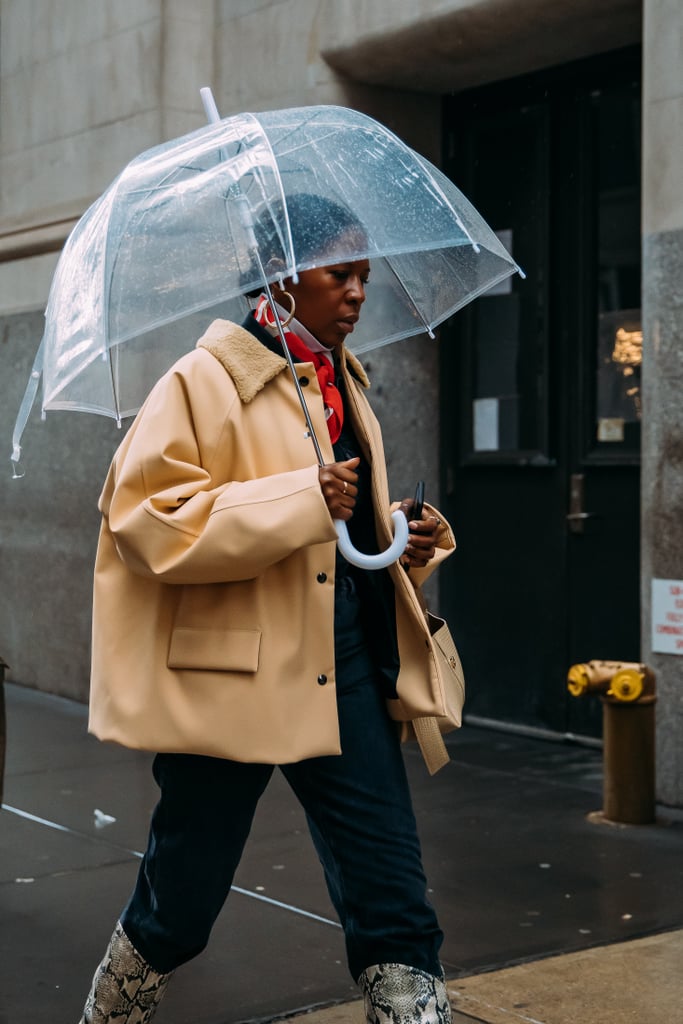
567,473,596,535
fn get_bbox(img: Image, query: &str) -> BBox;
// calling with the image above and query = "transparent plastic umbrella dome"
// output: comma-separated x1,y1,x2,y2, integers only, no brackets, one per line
12,103,521,460
11,101,525,569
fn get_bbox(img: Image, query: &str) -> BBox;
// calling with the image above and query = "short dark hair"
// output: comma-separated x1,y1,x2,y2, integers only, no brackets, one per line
243,193,365,296
278,193,364,262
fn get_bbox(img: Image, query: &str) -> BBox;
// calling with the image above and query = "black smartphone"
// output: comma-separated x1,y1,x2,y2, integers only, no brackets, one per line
412,480,425,522
403,480,426,573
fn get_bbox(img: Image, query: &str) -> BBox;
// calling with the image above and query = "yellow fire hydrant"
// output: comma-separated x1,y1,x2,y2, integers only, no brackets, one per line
567,660,656,825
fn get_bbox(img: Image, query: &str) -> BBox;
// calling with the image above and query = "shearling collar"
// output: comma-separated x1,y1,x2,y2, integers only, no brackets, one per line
197,319,287,403
196,318,370,404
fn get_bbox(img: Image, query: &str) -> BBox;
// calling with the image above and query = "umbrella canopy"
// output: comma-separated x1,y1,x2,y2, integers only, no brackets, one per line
12,103,521,462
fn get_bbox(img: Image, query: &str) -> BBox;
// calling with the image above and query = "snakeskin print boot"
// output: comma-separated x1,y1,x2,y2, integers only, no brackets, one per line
358,963,452,1024
78,921,172,1023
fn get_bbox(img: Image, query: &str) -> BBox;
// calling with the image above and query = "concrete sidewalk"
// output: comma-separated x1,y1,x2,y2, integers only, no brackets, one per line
290,929,683,1023
1,681,682,1023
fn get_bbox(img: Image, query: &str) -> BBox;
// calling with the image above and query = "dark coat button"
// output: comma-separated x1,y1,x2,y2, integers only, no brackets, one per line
317,674,328,685
299,375,310,386
316,572,327,583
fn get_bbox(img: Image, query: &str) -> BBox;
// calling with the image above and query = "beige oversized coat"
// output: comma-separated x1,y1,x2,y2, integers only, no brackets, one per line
89,318,456,764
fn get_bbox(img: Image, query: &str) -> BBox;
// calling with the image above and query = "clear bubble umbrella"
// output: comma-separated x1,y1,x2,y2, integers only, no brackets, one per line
11,95,522,567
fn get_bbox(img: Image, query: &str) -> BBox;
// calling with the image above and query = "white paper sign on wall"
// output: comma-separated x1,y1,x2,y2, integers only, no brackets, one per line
651,579,683,655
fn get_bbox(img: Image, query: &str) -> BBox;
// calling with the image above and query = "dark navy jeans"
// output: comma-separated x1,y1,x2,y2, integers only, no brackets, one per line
121,576,443,982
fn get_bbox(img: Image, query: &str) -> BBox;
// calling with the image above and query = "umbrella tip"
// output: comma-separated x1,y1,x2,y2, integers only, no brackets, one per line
11,445,25,479
200,87,221,125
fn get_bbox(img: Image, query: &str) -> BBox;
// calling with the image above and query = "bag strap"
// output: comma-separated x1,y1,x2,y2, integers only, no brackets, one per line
413,717,450,775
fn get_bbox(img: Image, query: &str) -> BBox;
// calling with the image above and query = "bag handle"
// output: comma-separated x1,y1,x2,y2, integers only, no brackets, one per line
413,718,450,775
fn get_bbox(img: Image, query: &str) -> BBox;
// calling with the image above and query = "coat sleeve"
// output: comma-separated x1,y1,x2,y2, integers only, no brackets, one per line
389,499,456,587
101,365,338,585
408,502,455,586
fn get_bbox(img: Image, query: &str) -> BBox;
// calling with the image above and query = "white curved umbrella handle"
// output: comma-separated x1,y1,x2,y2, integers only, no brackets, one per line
334,510,409,570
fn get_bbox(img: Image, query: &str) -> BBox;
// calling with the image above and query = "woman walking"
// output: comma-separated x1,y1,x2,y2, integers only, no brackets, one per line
78,195,455,1024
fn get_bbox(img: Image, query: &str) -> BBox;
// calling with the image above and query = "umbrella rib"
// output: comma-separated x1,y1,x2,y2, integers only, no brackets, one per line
248,113,298,280
412,153,479,252
259,109,327,156
106,343,122,426
10,335,46,473
384,256,436,339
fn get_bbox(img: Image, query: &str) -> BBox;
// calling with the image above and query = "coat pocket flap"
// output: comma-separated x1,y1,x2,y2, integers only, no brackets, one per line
168,628,261,672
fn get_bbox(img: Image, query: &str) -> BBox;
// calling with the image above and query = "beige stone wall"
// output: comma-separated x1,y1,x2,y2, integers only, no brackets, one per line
641,0,683,805
1,0,642,260
322,0,642,92
211,1,441,157
0,1,229,263
642,0,683,235
0,0,459,265
0,1,162,256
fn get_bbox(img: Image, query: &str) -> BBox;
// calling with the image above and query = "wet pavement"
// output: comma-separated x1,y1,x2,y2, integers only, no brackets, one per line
1,680,682,1023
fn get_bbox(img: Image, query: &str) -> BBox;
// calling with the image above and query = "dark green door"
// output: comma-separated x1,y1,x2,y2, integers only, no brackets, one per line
440,50,641,738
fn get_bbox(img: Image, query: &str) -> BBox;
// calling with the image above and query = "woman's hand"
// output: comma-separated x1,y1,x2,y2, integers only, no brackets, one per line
398,500,440,570
319,457,360,521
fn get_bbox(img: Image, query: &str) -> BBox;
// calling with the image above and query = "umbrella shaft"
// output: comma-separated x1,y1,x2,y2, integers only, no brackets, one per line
280,329,326,467
260,277,325,467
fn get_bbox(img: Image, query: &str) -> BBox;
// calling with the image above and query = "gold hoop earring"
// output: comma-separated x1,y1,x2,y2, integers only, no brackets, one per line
263,290,296,330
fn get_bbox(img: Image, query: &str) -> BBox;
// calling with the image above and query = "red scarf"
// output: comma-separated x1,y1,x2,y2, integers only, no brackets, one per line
255,297,344,443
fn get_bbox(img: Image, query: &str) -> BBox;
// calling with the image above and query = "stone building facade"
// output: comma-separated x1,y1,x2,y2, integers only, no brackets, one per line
1,0,681,805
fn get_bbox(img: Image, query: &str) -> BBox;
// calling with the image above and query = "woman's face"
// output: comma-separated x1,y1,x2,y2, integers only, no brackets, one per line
281,256,370,351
